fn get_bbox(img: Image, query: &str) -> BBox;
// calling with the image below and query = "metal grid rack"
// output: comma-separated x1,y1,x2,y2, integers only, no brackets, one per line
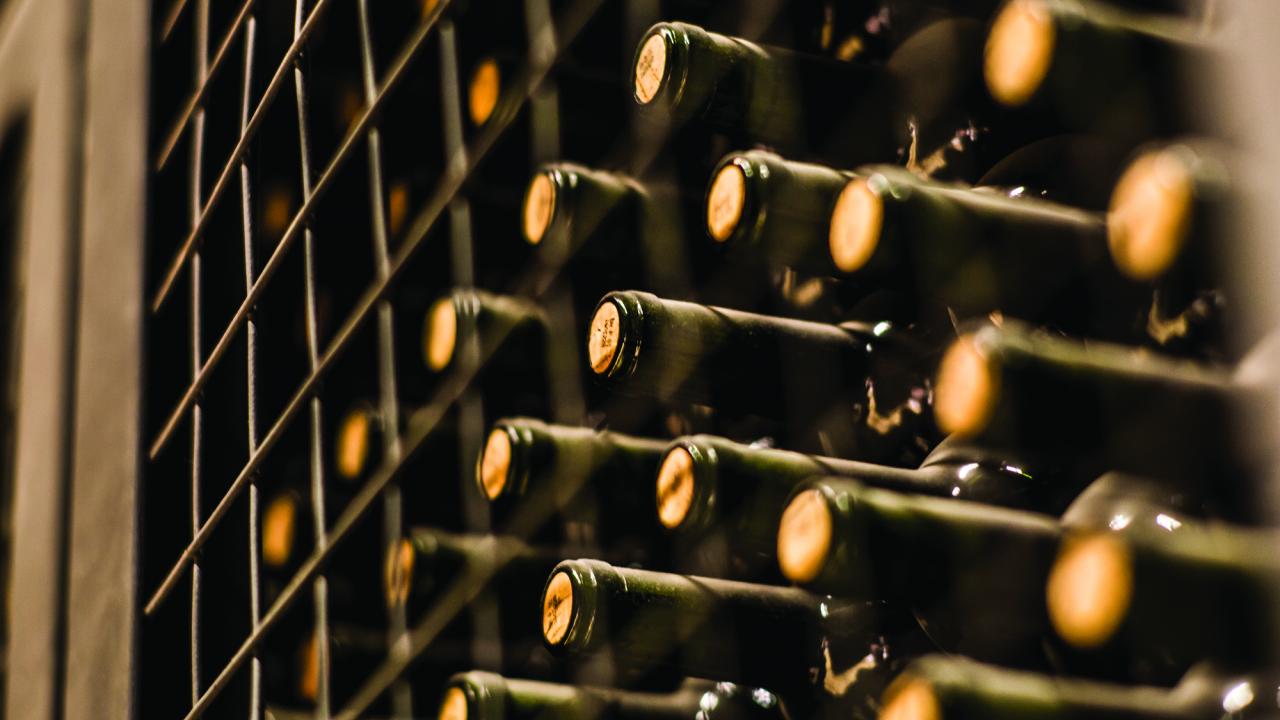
137,0,1269,719
141,0,731,716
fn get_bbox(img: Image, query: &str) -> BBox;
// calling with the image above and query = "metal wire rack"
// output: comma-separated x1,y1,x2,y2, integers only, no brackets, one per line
141,0,759,716
138,0,1259,718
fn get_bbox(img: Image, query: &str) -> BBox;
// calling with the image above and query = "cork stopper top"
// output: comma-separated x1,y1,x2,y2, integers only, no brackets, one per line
479,428,513,500
829,178,884,273
934,335,1000,438
384,537,415,609
542,570,575,645
523,172,557,245
587,301,621,375
263,494,297,569
634,32,668,104
880,675,942,720
336,407,373,481
777,489,834,584
985,0,1056,107
299,632,319,702
424,296,458,372
469,58,501,126
439,686,468,720
706,163,747,243
1046,533,1134,649
656,446,696,529
1107,148,1194,281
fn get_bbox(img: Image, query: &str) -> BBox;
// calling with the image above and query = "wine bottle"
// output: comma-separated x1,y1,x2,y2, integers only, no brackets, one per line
1105,142,1237,354
585,290,938,462
423,288,550,416
438,672,786,720
1045,522,1280,684
657,434,1050,580
776,477,1061,666
933,321,1269,519
387,529,557,621
387,529,569,681
1059,471,1206,533
631,21,898,164
478,418,668,551
520,163,699,311
704,150,855,277
983,0,1225,142
523,164,646,255
879,655,1280,720
825,165,1151,340
540,559,924,717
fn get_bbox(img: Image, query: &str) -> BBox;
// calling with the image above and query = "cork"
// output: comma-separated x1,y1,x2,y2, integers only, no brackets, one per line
542,571,575,645
336,407,372,481
523,173,557,245
1107,148,1194,281
469,58,501,126
706,163,747,243
777,489,834,584
424,296,458,372
828,178,884,273
298,632,319,702
263,494,297,569
985,0,1056,107
934,335,1000,438
389,181,409,237
656,446,696,529
438,686,468,720
587,301,621,375
880,675,942,720
384,537,415,610
1046,533,1134,649
479,428,513,501
634,33,668,104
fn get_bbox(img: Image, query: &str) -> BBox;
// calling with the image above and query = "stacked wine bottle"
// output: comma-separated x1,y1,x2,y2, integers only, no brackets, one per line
268,1,1280,718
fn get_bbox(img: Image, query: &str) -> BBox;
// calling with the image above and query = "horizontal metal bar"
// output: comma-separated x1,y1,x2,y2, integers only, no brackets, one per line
148,0,338,314
154,0,257,174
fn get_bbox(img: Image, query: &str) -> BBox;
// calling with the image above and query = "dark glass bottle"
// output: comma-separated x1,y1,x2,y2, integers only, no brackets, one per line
387,529,568,681
826,165,1150,341
586,290,938,464
540,559,927,718
438,672,787,720
704,150,854,277
933,321,1270,521
477,417,668,555
776,477,1061,667
657,433,1050,581
631,21,898,166
879,655,1280,720
983,0,1227,143
1045,519,1280,685
423,288,550,418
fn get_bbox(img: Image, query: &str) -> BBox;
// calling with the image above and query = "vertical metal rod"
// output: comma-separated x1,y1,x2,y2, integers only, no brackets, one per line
189,0,210,708
436,16,495,672
351,1,411,715
238,15,264,720
291,0,332,715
